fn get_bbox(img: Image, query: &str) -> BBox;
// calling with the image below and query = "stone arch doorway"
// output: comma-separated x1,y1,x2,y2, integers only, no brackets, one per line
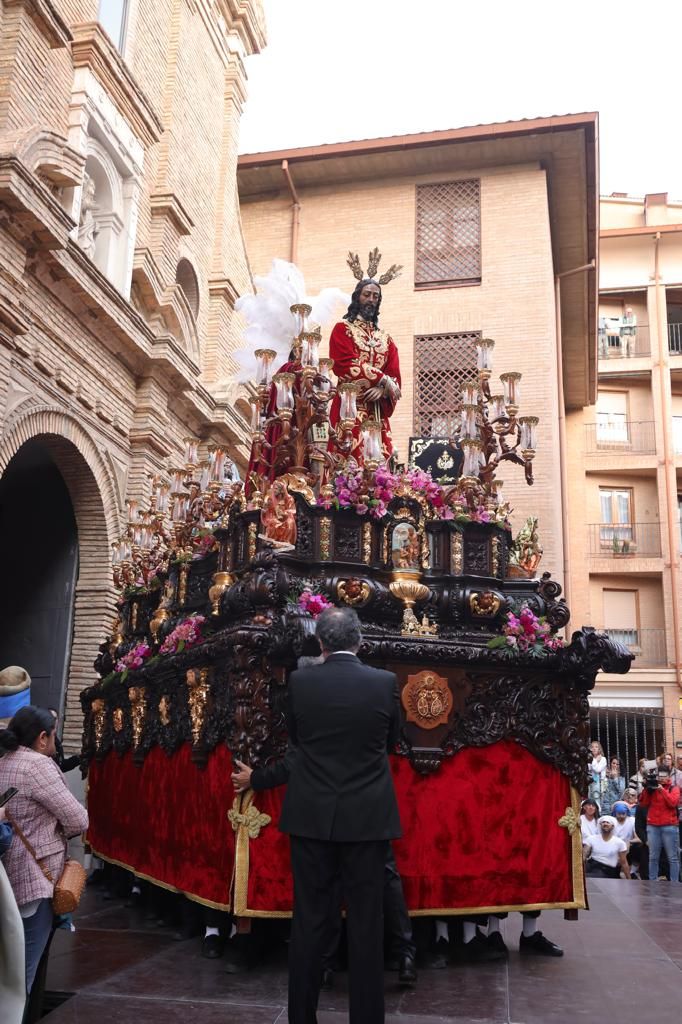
0,414,119,747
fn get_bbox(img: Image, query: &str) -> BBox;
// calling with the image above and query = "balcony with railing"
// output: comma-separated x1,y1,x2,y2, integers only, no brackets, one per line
585,421,656,455
587,522,662,559
598,322,650,360
599,628,668,667
668,323,682,354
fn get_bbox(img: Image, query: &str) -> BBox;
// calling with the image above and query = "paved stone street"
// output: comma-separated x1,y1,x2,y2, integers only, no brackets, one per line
44,880,682,1023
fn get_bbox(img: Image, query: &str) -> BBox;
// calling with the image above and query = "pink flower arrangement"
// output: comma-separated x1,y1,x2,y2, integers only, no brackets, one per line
319,465,447,520
116,642,152,673
298,590,333,618
488,604,564,656
159,614,207,655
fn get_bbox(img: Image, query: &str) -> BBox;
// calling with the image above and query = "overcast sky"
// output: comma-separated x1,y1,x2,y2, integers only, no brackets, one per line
239,0,682,201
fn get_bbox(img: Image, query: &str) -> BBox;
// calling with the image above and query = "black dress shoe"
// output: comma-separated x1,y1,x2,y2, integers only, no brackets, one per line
519,931,563,957
486,931,509,959
398,954,417,987
202,934,224,958
321,967,334,990
463,932,506,963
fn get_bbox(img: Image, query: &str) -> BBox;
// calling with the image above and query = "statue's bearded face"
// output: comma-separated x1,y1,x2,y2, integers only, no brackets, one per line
358,283,381,320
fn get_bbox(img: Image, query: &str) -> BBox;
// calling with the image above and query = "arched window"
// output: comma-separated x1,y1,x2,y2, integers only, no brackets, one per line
77,141,135,295
175,258,200,320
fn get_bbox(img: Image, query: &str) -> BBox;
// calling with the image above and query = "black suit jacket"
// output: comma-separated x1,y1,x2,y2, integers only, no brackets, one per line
269,653,402,843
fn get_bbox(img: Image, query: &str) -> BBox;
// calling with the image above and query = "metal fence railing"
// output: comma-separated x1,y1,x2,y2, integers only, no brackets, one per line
599,324,650,359
599,628,667,667
584,421,656,455
668,323,682,354
587,522,662,558
588,706,682,794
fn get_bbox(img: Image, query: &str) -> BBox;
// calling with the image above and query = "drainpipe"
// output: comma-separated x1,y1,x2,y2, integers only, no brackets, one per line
554,259,596,614
281,159,300,264
653,232,682,688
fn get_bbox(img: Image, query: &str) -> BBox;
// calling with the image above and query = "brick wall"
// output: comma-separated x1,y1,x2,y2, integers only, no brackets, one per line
0,0,265,746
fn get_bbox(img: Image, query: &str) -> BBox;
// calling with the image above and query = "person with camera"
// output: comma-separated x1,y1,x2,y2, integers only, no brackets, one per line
638,763,680,883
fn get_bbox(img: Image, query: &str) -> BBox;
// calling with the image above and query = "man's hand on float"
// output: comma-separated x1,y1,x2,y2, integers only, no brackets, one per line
231,759,253,793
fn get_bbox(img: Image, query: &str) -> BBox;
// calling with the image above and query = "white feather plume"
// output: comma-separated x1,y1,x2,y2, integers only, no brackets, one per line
234,260,350,382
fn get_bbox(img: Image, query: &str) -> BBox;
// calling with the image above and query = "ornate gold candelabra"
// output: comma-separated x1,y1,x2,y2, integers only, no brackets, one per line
111,440,242,593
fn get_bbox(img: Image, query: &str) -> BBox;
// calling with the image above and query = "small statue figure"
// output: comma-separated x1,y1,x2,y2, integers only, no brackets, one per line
78,173,99,258
260,479,297,549
508,516,543,578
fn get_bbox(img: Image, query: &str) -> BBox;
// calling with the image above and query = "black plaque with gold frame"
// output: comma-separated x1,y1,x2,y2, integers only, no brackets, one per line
408,437,463,484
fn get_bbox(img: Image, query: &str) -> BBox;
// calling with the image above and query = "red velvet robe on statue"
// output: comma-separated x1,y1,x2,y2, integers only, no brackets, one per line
329,319,401,460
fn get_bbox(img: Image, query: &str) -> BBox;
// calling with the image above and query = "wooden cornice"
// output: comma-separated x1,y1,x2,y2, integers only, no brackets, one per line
70,23,164,148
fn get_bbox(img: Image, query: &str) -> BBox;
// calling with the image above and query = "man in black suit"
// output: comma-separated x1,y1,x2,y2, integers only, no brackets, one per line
233,607,401,1024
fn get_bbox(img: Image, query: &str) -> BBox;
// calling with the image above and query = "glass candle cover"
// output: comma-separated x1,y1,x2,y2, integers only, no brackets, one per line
500,372,522,408
254,349,276,386
198,461,211,491
461,439,482,478
461,403,479,440
362,422,383,463
476,338,495,373
519,416,539,450
338,383,358,421
184,437,199,466
490,394,507,422
273,372,295,411
461,380,478,406
208,447,226,482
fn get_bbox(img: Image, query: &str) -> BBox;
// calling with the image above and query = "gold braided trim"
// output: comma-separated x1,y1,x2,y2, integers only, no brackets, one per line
569,784,588,910
90,848,231,912
228,791,271,916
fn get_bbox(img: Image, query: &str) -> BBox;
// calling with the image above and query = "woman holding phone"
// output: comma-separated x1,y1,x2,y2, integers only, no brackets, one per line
0,706,88,998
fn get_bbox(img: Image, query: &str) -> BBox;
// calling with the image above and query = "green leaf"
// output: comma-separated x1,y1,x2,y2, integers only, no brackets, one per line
487,636,508,649
120,669,129,683
177,640,186,653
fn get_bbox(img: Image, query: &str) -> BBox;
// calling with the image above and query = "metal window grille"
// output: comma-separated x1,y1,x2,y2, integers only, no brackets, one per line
415,180,481,286
414,332,480,436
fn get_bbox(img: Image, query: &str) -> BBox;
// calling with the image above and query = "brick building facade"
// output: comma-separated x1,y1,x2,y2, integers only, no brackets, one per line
0,0,265,746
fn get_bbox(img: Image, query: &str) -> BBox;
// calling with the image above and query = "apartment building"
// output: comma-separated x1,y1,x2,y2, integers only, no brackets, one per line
0,0,265,743
568,192,682,754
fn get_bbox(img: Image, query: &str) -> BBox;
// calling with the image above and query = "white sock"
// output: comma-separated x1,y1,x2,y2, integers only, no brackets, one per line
204,926,219,938
131,885,141,895
435,920,449,943
522,915,537,938
487,916,501,934
229,922,237,939
463,921,476,944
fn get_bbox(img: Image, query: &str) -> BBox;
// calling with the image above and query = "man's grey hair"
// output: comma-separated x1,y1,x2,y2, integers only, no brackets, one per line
315,606,362,653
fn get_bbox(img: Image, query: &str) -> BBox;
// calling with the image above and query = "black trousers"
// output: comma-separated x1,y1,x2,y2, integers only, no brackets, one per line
321,843,415,968
289,835,388,1024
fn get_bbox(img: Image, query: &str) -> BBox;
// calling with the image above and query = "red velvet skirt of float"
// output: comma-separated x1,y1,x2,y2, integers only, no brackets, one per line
87,739,579,914
87,744,237,908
